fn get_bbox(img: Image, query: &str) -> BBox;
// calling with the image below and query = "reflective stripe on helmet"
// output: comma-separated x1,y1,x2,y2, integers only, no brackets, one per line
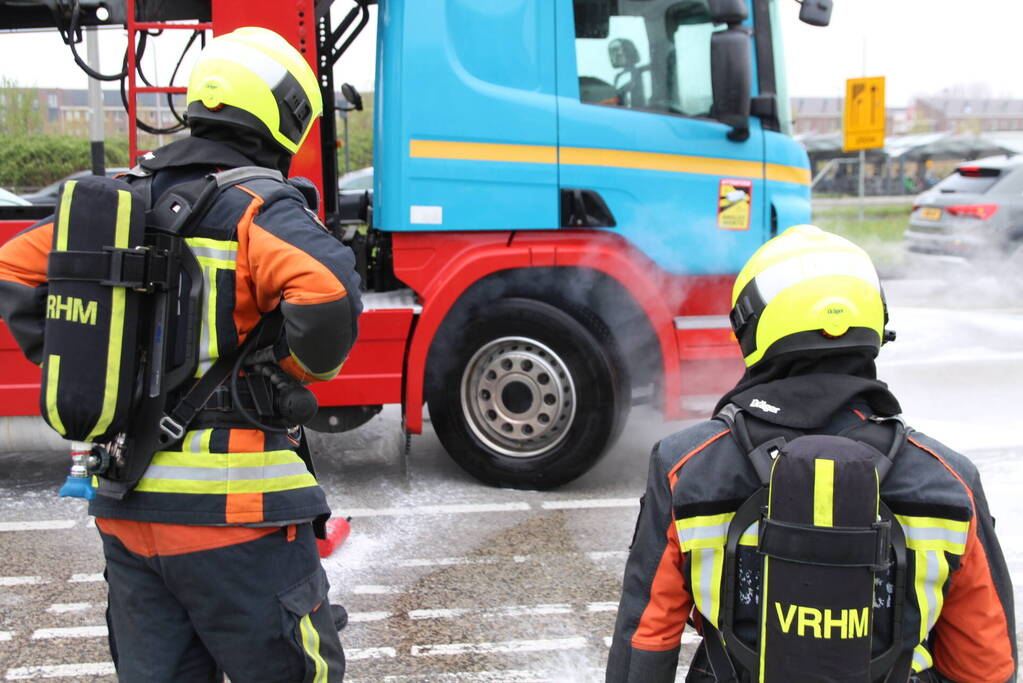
198,39,289,95
753,249,880,305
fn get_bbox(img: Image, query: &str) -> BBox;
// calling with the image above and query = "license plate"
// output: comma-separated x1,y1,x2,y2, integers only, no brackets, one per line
920,207,942,221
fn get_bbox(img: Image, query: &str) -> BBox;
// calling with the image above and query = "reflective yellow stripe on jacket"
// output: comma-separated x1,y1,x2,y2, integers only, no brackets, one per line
675,512,758,627
135,428,316,495
185,237,238,377
896,514,969,672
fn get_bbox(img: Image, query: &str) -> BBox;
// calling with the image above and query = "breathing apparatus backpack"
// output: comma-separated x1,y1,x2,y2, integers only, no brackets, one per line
41,166,317,499
700,405,913,683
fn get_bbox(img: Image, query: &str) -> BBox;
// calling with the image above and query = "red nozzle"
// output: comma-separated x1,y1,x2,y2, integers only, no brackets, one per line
316,517,352,558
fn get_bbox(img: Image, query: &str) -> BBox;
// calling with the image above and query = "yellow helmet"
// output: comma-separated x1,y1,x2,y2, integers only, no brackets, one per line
729,225,893,368
186,26,322,155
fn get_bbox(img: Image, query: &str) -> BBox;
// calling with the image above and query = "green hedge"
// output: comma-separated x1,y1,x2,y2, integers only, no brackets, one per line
0,136,129,191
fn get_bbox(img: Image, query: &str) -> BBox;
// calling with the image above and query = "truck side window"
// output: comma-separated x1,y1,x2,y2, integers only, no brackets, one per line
574,0,717,119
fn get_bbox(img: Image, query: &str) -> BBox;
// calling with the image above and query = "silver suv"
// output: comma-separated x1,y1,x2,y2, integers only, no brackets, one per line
905,155,1023,262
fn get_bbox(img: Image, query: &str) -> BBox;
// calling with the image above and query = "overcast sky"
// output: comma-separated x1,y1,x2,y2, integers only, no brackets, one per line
1,1,1020,107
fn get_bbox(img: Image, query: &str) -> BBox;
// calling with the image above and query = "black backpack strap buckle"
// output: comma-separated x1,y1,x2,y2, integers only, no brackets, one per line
101,245,173,292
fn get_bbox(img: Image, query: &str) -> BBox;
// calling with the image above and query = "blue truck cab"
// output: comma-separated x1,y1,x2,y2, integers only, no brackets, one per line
374,0,813,273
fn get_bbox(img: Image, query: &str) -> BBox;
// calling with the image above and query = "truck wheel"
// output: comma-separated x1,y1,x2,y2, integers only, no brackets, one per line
428,298,625,489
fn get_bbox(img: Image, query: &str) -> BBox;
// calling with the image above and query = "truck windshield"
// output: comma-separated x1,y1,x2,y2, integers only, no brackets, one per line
574,0,718,118
768,0,792,136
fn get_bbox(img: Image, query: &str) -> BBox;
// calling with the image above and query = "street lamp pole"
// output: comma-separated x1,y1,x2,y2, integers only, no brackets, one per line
86,26,105,176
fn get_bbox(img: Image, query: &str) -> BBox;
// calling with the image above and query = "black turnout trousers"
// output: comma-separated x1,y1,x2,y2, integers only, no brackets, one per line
99,523,345,682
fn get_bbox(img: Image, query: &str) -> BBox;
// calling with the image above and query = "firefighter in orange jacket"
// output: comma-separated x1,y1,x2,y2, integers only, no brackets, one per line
0,28,360,682
606,226,1016,683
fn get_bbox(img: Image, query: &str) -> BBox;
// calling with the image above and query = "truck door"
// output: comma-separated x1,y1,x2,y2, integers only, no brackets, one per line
556,0,766,276
376,0,560,232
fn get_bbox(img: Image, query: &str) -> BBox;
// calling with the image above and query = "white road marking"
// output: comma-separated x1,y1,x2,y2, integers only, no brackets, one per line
542,498,639,510
67,573,103,583
586,601,619,612
0,632,13,642
345,647,397,661
586,550,628,561
348,670,606,683
353,585,402,595
31,626,107,640
5,662,116,679
409,603,573,620
47,603,93,614
395,556,498,568
412,636,588,656
347,549,626,571
347,611,392,623
346,502,531,517
0,520,76,532
0,576,45,587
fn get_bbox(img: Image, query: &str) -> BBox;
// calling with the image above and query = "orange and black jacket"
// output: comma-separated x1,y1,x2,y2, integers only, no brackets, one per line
606,378,1016,683
0,136,362,526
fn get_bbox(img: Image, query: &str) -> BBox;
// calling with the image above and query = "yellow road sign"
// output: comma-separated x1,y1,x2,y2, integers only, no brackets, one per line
843,76,885,152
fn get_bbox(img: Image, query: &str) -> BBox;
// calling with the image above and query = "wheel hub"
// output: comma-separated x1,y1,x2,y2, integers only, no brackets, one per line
460,336,576,457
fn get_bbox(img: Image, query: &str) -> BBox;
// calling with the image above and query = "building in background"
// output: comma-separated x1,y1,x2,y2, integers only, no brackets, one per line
792,96,1023,136
907,98,1023,133
31,87,180,137
791,97,908,135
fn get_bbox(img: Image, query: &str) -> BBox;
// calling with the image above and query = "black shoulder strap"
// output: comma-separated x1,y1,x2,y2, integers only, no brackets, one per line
716,403,908,485
716,403,785,487
157,309,284,443
146,166,283,237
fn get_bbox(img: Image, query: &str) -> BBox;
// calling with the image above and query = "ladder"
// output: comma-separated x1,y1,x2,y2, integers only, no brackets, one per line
124,0,212,162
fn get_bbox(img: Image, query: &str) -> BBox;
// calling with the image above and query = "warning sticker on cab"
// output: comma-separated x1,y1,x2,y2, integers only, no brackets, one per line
717,178,752,231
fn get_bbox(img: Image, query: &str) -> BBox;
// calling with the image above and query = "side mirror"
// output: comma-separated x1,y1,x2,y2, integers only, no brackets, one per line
711,27,752,142
340,83,363,112
799,0,833,27
708,0,748,25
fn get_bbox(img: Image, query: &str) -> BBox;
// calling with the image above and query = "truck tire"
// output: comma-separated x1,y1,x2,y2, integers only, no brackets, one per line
428,297,626,489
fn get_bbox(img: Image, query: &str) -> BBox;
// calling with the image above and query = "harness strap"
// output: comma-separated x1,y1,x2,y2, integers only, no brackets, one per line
701,623,740,683
47,247,174,291
759,517,892,570
159,309,283,442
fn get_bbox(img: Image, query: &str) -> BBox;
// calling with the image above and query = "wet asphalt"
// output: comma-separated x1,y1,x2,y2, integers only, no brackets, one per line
1,275,1021,682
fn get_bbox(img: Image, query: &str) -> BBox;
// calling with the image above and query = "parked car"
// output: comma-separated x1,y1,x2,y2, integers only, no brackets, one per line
339,166,373,191
338,166,373,225
20,168,129,206
0,188,30,207
905,155,1023,262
